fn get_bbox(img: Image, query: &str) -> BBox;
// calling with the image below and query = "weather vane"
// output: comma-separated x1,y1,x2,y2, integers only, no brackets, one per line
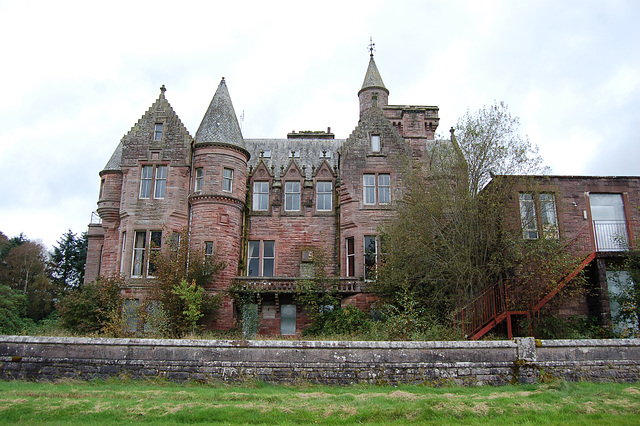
368,37,375,58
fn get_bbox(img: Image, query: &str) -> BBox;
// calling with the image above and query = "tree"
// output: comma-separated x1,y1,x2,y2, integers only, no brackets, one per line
0,284,33,334
610,248,640,337
50,230,88,291
373,103,579,328
455,101,549,194
0,237,56,321
147,231,225,337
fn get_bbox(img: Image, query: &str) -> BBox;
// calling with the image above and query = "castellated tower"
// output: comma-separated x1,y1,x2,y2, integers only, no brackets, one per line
191,78,249,329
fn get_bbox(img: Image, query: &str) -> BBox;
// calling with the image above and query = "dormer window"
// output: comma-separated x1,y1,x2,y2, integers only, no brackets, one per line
154,123,163,141
285,181,301,211
371,135,380,152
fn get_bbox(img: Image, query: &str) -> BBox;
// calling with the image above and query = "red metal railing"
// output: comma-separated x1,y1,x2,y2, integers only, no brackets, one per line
453,223,597,339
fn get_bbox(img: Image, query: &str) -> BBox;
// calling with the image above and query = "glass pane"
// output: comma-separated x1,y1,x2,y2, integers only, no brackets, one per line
371,135,380,152
317,182,332,210
248,241,260,258
205,242,214,255
123,299,139,332
223,168,233,192
248,258,260,276
155,165,167,179
519,193,538,239
280,304,296,335
134,231,146,248
253,182,269,211
150,231,162,248
364,186,375,204
364,236,377,280
263,241,275,258
141,165,153,179
363,174,375,186
263,259,274,277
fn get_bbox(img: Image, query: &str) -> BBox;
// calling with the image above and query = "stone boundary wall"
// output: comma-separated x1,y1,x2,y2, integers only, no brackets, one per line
1,336,638,386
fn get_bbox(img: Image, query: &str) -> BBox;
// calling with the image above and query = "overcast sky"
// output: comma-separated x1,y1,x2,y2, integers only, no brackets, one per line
1,0,639,250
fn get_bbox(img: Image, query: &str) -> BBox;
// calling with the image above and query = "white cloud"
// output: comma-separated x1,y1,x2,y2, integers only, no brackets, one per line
1,0,639,248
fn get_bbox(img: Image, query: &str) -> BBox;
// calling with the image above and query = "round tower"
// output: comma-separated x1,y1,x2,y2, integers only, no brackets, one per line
190,78,249,329
358,52,389,117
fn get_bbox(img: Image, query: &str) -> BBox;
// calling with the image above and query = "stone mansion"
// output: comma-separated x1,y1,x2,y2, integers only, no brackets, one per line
85,53,640,337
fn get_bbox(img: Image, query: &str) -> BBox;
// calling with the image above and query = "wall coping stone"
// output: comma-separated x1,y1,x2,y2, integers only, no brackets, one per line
0,335,519,350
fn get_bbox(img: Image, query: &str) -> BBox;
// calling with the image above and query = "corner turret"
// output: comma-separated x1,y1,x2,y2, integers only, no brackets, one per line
358,50,389,117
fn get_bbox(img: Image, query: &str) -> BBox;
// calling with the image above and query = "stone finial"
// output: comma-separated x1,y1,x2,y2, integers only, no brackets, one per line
260,150,264,158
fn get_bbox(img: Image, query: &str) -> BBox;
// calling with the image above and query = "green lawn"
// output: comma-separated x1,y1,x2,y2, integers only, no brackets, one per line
0,379,639,424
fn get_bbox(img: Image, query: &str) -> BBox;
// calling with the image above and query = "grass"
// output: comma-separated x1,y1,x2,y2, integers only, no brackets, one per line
0,379,639,424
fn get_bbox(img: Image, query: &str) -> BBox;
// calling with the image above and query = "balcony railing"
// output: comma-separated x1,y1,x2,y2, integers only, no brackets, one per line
89,211,102,225
593,220,629,252
232,276,364,293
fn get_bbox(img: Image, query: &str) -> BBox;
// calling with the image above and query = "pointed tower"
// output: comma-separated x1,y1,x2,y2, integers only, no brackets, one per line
190,78,250,329
358,50,389,117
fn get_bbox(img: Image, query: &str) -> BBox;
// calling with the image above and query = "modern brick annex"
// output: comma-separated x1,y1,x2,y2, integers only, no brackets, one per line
84,52,640,336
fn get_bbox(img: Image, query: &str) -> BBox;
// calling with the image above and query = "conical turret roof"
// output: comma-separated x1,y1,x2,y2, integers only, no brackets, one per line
195,78,245,149
359,55,388,95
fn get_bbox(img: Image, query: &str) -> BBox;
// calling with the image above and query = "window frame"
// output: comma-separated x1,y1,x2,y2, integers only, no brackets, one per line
147,231,162,277
284,181,301,212
223,168,234,193
378,174,390,205
247,240,275,277
363,174,376,205
204,241,214,258
346,237,355,277
519,192,559,240
153,123,163,141
363,173,391,205
316,181,333,211
139,166,153,199
252,181,270,211
371,134,381,152
364,235,378,281
131,230,162,278
139,165,168,200
131,231,146,277
154,165,167,199
194,167,203,193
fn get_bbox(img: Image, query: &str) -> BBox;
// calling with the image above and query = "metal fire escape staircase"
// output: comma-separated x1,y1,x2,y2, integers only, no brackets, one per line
454,225,596,340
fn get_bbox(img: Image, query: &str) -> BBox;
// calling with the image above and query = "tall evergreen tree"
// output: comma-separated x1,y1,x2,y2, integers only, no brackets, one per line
50,230,88,291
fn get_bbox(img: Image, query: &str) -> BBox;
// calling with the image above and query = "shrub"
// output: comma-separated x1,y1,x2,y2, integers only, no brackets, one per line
57,277,124,334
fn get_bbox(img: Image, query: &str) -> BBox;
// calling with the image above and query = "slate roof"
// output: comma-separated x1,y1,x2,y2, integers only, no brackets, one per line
245,138,344,178
102,141,123,172
195,78,245,149
360,55,388,94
